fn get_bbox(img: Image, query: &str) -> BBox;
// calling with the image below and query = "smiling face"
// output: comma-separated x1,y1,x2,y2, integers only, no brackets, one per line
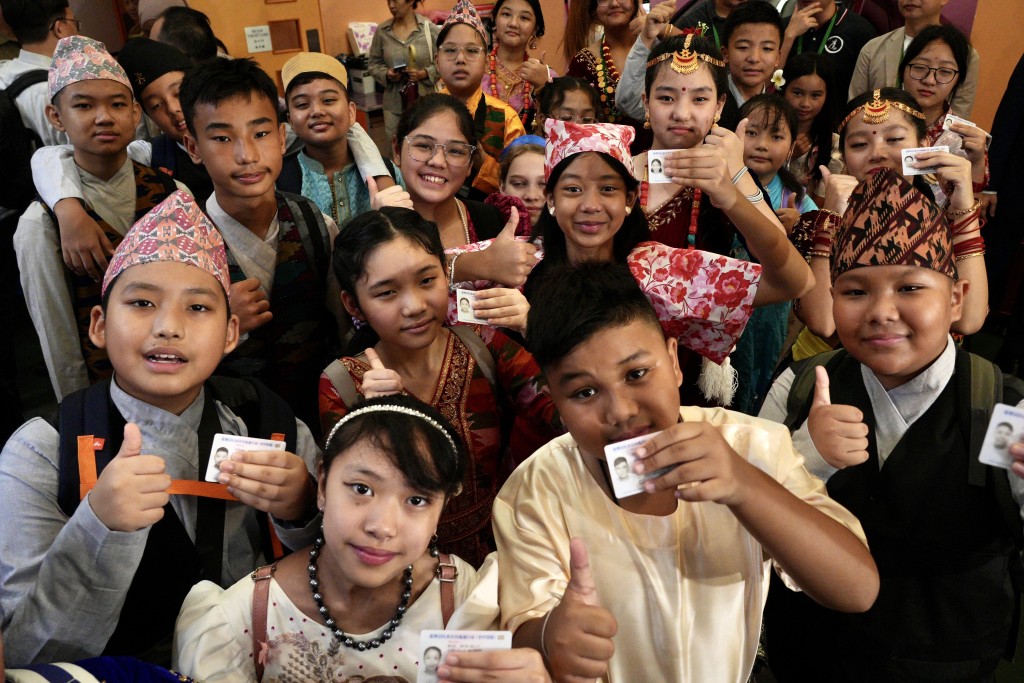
832,265,964,390
287,77,356,151
722,22,780,92
594,0,636,30
783,72,826,125
90,261,239,415
184,93,286,206
902,39,958,114
743,107,794,181
494,0,538,50
316,436,443,591
544,319,682,461
501,149,546,226
396,110,473,210
341,236,449,352
47,79,141,166
141,71,187,142
842,109,925,181
548,152,637,264
644,62,724,151
436,23,487,99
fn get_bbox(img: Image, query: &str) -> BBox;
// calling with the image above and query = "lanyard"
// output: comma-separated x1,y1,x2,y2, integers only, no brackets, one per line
711,21,721,52
797,9,839,55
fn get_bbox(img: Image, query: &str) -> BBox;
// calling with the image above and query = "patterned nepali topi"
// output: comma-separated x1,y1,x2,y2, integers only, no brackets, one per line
441,0,488,43
831,167,955,282
118,38,193,102
49,35,133,101
281,52,349,93
544,119,636,180
102,190,231,295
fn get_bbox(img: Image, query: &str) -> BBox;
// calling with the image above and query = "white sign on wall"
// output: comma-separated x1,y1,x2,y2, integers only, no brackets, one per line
244,25,272,53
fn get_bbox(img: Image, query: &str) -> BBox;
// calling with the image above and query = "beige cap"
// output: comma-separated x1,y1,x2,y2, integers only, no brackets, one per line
281,52,348,93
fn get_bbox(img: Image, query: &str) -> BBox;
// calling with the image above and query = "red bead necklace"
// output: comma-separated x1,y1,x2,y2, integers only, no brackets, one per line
488,46,533,125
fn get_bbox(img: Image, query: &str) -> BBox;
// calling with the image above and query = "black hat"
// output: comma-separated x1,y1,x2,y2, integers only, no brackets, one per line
118,37,193,102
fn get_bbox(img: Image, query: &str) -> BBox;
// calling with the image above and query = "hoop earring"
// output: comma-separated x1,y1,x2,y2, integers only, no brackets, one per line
429,534,439,558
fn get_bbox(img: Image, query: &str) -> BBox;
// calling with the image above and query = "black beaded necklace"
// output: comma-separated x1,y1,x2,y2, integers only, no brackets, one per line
308,534,414,651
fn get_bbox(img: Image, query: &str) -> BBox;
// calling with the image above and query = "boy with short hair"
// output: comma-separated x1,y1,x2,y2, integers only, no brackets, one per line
494,261,879,682
721,1,783,108
0,190,320,665
14,35,180,401
759,167,1024,680
179,56,347,437
277,51,410,227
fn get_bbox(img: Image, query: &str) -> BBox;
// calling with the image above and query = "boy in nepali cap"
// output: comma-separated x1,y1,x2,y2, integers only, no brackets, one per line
0,190,321,667
759,167,1024,681
32,39,400,279
13,35,182,402
435,0,525,198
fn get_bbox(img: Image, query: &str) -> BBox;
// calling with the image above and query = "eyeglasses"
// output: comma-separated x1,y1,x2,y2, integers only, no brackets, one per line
906,63,958,85
438,44,486,60
404,136,476,166
50,16,82,33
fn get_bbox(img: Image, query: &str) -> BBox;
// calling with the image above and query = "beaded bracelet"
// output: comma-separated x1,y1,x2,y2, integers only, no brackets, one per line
946,198,981,218
447,253,460,290
731,166,749,185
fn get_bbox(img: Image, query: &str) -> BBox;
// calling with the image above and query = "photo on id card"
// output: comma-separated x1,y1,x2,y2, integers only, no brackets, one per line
204,433,286,482
603,430,675,499
417,630,511,683
978,403,1024,470
647,149,671,184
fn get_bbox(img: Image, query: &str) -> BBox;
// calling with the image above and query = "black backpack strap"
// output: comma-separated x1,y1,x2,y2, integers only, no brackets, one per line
6,69,48,100
782,349,844,433
56,380,120,517
278,192,330,283
150,134,177,175
276,151,303,195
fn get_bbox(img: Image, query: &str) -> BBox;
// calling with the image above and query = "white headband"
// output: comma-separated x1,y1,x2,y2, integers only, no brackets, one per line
325,403,459,458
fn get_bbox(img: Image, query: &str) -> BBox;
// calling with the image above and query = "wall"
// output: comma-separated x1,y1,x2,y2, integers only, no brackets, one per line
189,0,325,91
968,1,1022,131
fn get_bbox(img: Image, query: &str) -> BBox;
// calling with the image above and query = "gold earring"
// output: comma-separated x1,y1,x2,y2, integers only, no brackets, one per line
529,36,538,50
644,113,651,129
714,113,721,123
624,205,632,215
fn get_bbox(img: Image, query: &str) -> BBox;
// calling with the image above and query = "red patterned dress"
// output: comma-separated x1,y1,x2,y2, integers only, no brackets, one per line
318,325,561,568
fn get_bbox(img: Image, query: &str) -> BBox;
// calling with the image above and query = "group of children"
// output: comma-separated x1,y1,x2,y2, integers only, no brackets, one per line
1,0,1022,682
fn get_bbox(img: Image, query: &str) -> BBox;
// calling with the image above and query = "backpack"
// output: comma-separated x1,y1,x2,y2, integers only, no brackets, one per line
0,69,49,214
783,349,1024,657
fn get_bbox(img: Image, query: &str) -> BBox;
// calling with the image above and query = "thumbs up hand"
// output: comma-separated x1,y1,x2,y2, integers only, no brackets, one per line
806,366,870,469
775,192,801,234
518,51,550,89
360,347,404,399
368,175,414,211
89,423,171,532
478,206,539,287
543,538,617,682
820,166,858,216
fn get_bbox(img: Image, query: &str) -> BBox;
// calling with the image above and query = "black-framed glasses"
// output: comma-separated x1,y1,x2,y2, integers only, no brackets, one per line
403,136,476,166
50,16,82,33
437,44,485,60
907,63,958,84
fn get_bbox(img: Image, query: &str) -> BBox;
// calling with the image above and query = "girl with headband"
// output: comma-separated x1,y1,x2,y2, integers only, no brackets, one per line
175,395,552,682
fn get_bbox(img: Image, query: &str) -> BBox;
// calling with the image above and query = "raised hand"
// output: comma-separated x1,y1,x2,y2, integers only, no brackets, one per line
806,366,870,469
785,2,822,41
368,175,414,211
89,423,171,532
56,199,115,281
642,0,677,47
704,118,748,177
478,206,538,287
518,51,550,90
775,193,801,234
438,648,551,683
820,166,858,216
217,447,314,522
543,538,617,683
360,347,404,398
469,287,530,335
229,277,273,335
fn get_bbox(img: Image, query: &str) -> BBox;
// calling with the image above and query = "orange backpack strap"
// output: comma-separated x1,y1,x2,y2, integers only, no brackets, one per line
437,552,458,627
251,563,277,683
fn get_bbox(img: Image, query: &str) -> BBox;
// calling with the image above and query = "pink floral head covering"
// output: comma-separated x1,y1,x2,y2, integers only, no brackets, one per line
544,119,636,180
49,36,133,101
102,190,231,296
441,0,488,43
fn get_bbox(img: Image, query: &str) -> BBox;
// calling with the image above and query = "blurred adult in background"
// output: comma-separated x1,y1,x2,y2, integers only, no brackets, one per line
151,6,217,63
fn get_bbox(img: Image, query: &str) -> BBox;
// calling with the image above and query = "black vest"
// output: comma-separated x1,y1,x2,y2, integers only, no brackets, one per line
766,350,1019,683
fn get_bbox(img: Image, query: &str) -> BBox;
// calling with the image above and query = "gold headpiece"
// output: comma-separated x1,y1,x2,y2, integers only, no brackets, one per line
838,89,925,133
645,33,725,75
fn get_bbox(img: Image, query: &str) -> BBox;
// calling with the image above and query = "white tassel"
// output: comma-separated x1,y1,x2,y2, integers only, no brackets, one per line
697,355,738,406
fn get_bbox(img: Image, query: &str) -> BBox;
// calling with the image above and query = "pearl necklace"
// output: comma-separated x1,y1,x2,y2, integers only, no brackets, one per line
308,534,414,651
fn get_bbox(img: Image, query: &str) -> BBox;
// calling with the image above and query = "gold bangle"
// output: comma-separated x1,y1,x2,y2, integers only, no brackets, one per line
955,251,985,262
808,250,831,259
946,198,981,218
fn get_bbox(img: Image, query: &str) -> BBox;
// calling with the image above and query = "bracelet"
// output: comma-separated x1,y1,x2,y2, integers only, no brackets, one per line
539,609,555,662
447,253,460,290
731,166,749,185
808,249,831,259
946,198,981,218
950,212,980,234
953,235,985,258
955,251,985,262
745,189,764,204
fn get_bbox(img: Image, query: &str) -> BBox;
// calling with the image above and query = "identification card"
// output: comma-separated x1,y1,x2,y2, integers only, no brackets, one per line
901,145,949,176
455,288,489,325
205,433,286,483
978,403,1024,470
647,149,671,184
418,629,512,682
603,430,675,500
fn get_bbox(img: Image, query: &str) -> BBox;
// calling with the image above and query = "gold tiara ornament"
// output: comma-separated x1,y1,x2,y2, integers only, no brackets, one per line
838,89,925,133
645,32,725,75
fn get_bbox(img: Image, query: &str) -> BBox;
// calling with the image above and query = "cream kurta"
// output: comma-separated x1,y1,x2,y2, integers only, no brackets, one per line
493,406,867,683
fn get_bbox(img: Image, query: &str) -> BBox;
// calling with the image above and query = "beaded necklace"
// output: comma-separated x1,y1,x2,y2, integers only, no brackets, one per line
595,40,622,123
640,162,701,248
488,46,533,125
